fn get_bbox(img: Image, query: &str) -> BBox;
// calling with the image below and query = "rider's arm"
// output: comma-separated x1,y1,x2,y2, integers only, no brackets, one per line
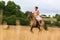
37,10,40,15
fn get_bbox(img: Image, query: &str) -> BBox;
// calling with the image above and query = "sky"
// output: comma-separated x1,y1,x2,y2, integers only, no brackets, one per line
0,0,60,16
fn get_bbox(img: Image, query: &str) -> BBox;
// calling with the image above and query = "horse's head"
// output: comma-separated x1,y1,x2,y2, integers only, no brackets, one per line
28,12,34,19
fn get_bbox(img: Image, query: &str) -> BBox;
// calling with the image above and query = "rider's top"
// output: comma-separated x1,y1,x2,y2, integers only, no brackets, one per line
33,10,43,21
33,10,39,16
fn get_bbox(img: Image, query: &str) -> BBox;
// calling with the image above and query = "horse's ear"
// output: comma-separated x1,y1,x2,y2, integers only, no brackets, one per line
29,12,32,13
27,13,29,17
27,12,30,17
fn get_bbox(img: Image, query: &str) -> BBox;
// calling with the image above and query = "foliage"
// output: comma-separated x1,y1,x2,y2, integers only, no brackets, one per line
0,1,5,9
3,1,21,17
24,11,30,17
45,20,51,26
52,21,60,27
55,14,60,21
3,15,16,25
2,1,29,25
19,18,30,25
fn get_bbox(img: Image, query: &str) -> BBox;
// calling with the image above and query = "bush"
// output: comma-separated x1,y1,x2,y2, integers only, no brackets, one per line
45,20,51,26
19,18,30,25
53,21,60,27
3,15,16,25
55,14,60,21
56,16,60,21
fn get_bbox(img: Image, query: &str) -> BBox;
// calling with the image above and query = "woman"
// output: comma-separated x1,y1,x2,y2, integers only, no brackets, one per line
33,6,43,25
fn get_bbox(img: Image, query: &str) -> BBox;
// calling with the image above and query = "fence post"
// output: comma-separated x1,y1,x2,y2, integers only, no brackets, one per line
0,9,3,25
16,19,20,26
3,21,9,29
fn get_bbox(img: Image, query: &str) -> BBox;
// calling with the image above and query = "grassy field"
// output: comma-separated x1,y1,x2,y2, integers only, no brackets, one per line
43,18,57,21
0,25,60,40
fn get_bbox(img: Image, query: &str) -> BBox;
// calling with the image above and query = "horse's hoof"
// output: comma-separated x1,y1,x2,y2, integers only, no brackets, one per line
45,29,48,31
30,31,34,33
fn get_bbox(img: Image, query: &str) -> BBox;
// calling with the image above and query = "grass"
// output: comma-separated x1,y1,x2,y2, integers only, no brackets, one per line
43,18,57,21
0,25,60,40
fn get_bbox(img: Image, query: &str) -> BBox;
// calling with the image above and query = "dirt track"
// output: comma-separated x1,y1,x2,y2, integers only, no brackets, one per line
0,25,60,40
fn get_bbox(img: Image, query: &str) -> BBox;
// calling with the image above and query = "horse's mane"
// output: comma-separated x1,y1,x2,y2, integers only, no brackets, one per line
28,12,34,18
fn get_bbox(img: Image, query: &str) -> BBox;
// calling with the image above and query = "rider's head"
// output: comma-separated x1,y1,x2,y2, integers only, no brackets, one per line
35,6,38,11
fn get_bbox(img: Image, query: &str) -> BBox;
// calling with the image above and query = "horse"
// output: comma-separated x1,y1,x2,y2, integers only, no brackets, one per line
28,12,47,32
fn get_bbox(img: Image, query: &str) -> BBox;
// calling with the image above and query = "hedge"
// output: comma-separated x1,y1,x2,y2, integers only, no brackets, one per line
3,15,16,25
19,18,30,25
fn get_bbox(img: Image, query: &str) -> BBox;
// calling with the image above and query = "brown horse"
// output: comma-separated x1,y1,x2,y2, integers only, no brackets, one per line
28,12,47,32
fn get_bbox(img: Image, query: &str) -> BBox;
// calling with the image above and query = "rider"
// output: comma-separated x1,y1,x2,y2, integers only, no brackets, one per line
33,6,43,25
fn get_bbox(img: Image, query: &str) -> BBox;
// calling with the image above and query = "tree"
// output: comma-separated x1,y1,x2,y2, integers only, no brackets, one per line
40,14,47,18
3,1,22,25
3,1,30,25
55,14,60,21
3,1,21,16
24,11,30,17
0,1,5,9
0,1,5,24
55,14,59,18
48,15,50,18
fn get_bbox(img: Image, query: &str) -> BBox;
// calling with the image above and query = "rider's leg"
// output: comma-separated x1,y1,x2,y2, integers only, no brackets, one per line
37,20,41,26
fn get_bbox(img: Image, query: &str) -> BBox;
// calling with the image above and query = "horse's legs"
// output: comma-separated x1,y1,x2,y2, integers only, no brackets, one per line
40,20,48,30
35,20,41,31
30,26,34,32
44,23,48,30
36,20,41,31
42,21,48,30
37,26,41,32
